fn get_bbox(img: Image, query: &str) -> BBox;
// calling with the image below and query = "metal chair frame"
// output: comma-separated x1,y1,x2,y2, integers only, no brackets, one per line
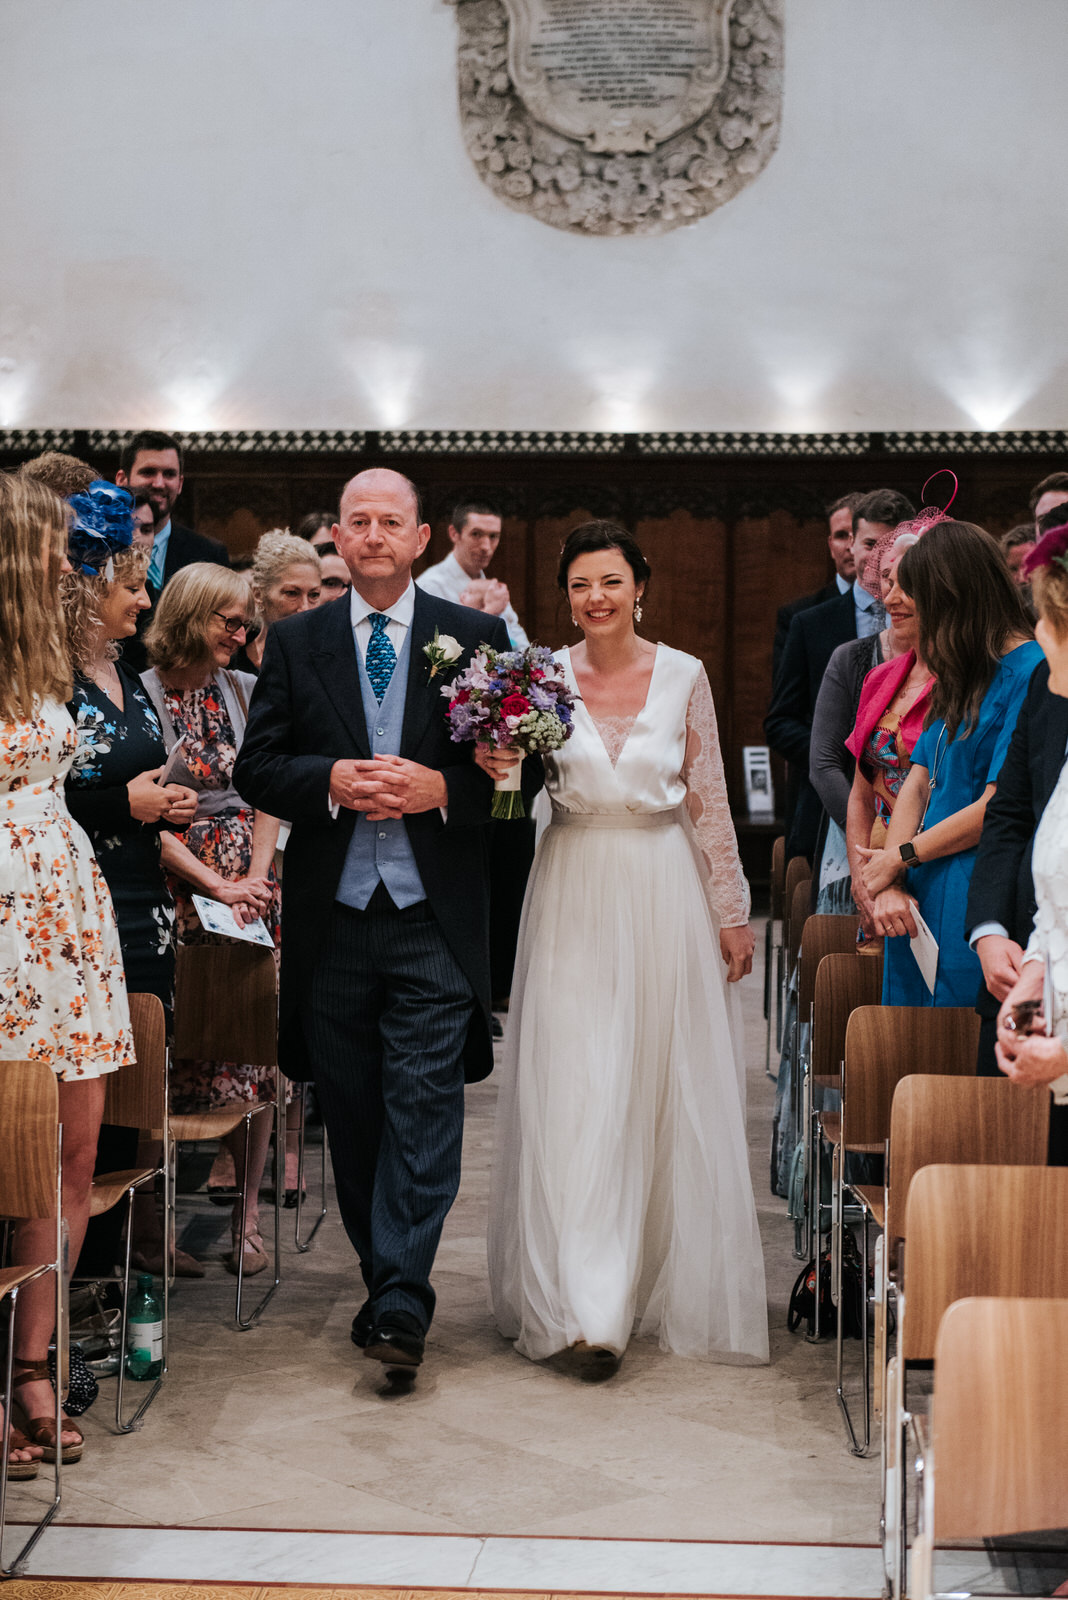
0,1063,64,1580
293,1086,328,1253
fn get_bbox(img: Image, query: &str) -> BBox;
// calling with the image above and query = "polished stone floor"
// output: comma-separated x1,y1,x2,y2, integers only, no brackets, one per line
10,920,882,1549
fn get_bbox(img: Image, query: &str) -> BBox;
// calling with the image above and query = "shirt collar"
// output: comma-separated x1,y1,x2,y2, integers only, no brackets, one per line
853,581,877,612
349,579,416,629
836,572,851,594
147,519,171,585
446,550,483,583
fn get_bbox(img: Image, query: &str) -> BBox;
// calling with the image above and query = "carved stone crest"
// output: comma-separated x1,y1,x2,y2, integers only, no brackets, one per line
450,0,783,235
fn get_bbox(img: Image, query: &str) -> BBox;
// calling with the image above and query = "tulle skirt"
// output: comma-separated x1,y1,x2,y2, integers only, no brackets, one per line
488,815,769,1364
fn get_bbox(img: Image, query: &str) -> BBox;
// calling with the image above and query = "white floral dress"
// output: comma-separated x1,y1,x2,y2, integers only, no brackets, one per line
0,698,134,1079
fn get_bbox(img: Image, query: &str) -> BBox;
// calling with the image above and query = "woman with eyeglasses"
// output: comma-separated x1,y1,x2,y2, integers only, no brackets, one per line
141,564,281,1276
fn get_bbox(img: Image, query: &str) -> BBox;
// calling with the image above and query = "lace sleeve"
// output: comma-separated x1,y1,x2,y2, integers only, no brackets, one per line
683,665,751,928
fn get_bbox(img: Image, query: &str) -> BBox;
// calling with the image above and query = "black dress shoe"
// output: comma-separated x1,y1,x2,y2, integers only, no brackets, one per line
351,1303,375,1348
491,1015,504,1039
364,1310,425,1367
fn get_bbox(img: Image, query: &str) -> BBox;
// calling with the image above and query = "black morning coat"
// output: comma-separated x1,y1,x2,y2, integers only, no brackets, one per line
965,658,1068,1020
765,587,858,862
232,587,544,1084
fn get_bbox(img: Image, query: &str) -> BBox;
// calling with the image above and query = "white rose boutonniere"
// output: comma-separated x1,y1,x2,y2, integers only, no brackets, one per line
423,630,464,681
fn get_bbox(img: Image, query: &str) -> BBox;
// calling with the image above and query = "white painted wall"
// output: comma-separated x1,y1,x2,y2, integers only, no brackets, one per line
2,0,1065,432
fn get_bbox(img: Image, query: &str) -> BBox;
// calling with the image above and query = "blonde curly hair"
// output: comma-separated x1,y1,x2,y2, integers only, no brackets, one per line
1032,562,1068,641
250,529,321,604
63,546,151,676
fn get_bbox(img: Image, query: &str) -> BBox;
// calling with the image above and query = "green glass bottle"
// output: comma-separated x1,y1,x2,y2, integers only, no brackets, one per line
125,1271,163,1380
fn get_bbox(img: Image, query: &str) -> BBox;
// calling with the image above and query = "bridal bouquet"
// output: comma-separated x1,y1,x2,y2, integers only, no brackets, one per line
442,642,576,819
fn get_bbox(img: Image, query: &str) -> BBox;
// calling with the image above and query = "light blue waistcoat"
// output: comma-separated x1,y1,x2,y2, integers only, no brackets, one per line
336,627,427,910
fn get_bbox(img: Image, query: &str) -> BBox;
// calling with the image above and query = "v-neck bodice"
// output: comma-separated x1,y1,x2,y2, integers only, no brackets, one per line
546,645,694,816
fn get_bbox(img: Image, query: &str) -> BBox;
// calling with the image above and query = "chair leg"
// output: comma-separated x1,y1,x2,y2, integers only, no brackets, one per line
0,1282,63,1581
235,1103,281,1332
294,1087,327,1253
114,1181,165,1434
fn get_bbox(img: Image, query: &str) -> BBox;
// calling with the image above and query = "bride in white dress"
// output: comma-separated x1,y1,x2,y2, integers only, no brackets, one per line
480,522,769,1374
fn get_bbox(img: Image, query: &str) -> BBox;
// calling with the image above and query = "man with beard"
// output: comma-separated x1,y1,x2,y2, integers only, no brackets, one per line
115,430,229,668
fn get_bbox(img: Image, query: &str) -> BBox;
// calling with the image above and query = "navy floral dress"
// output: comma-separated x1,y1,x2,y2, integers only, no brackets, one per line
65,661,175,1004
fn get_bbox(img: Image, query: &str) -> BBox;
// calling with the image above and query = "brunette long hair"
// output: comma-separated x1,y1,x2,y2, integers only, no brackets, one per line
896,520,1032,741
0,473,71,721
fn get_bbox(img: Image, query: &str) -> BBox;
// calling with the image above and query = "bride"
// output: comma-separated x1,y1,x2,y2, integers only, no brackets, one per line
479,521,769,1376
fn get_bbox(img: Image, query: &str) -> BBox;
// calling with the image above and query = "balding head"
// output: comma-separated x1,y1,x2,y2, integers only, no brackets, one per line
333,468,431,608
339,469,422,525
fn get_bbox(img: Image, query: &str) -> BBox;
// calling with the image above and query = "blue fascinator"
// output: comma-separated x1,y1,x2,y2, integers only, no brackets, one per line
67,481,136,577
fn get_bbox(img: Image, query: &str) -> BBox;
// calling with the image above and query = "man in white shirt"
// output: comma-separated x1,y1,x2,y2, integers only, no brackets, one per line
416,501,529,649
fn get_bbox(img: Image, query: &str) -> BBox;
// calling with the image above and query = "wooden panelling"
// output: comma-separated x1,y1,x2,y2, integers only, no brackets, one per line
5,439,1055,807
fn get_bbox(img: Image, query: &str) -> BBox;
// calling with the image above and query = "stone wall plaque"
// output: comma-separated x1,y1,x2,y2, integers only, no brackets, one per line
451,0,782,235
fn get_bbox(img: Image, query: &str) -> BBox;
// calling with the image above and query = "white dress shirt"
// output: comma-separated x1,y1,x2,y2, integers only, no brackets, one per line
416,551,530,650
349,578,415,662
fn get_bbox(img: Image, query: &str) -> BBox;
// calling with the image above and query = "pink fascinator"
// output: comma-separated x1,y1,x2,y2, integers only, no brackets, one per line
1023,520,1068,580
859,469,959,600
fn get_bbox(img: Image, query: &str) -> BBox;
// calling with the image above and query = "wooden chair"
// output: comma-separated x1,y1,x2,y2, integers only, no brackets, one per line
0,1061,63,1578
830,1005,980,1456
83,994,169,1433
784,871,812,978
800,950,882,1307
171,944,281,1330
793,919,861,1269
873,1075,1050,1432
765,833,786,1074
911,1297,1068,1600
884,1165,1068,1599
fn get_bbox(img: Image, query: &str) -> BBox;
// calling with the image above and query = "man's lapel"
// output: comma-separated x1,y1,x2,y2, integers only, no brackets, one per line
1045,690,1068,802
401,587,443,759
310,597,370,756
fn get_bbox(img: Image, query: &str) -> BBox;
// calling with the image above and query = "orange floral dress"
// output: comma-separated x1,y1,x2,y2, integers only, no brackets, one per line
0,698,134,1079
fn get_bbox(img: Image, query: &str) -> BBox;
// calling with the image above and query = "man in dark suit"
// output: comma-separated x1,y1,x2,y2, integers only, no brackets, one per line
116,430,229,669
234,469,540,1376
965,658,1068,1164
765,487,915,861
771,493,861,680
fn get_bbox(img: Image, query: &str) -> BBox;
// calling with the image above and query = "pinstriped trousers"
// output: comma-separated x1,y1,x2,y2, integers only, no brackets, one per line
306,892,475,1327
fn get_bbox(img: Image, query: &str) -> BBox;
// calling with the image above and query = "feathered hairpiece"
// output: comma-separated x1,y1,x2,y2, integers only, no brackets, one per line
67,481,135,578
1023,520,1068,580
859,469,959,599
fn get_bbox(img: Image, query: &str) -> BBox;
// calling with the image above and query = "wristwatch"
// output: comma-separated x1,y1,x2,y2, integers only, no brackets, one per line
899,840,920,868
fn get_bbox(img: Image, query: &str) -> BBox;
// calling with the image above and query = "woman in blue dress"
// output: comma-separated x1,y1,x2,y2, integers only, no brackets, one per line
860,520,1040,1006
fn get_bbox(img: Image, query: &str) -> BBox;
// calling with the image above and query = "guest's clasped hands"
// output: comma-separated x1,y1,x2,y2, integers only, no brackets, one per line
856,843,918,939
330,753,448,819
995,962,1068,1087
127,768,198,827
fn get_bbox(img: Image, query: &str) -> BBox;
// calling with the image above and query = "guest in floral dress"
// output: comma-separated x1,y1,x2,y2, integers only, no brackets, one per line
0,474,134,1472
142,563,281,1277
61,506,200,1275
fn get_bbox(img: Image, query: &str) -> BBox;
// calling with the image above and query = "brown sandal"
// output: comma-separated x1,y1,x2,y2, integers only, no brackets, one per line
12,1357,84,1464
4,1425,41,1481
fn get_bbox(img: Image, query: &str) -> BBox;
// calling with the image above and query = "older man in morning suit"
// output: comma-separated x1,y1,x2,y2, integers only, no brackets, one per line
234,469,541,1375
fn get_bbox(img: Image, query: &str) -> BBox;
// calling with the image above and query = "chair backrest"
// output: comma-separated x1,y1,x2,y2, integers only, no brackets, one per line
770,834,786,922
173,944,278,1067
930,1297,1068,1541
104,992,168,1131
842,1005,979,1151
810,951,884,1085
887,1075,1050,1247
797,914,862,1016
0,1059,59,1220
786,876,812,972
901,1164,1068,1360
783,853,810,931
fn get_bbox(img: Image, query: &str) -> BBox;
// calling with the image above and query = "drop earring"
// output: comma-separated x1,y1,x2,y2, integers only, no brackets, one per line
571,614,580,628
634,601,643,623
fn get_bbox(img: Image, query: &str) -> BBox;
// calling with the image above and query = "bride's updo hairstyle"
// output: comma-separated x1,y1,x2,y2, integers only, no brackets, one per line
556,520,652,593
1023,516,1068,641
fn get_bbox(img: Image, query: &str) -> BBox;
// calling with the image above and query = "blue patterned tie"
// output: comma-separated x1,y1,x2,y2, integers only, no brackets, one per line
365,613,397,702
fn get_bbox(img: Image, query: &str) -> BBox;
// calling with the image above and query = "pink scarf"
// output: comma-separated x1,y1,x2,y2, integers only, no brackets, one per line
846,650,933,767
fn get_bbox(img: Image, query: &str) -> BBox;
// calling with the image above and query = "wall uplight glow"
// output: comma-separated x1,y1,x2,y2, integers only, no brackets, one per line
0,358,30,427
161,364,229,431
350,341,423,428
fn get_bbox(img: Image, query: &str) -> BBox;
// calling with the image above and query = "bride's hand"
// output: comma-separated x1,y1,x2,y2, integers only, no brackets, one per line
720,924,755,983
474,743,522,782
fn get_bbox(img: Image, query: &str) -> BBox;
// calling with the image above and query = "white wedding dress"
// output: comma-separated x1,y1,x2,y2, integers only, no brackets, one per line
489,644,770,1364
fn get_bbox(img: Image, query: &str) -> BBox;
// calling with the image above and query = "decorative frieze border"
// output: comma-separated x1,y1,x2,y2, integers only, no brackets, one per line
3,428,1067,460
